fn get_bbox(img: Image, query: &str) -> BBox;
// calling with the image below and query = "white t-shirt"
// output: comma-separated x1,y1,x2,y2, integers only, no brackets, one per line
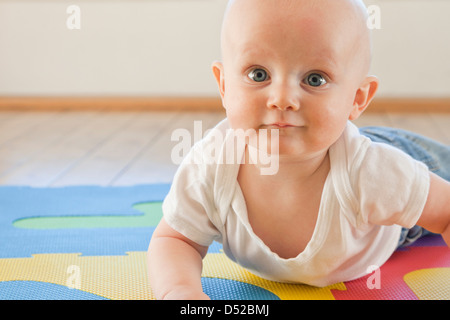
163,119,430,287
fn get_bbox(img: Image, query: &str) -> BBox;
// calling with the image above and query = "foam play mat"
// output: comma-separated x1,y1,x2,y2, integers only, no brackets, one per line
0,185,449,300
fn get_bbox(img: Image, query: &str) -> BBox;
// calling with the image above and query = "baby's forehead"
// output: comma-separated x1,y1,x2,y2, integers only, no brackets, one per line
222,0,370,70
229,0,367,28
222,0,368,42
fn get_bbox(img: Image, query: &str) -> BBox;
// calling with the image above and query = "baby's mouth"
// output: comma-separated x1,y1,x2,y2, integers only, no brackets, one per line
263,123,299,129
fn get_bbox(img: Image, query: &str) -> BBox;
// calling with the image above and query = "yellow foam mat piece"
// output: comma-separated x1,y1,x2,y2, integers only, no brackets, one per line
0,252,152,300
202,253,346,300
404,268,450,300
0,252,346,300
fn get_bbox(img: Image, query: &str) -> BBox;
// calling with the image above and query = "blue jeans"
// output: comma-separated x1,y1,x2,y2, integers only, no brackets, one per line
359,126,450,248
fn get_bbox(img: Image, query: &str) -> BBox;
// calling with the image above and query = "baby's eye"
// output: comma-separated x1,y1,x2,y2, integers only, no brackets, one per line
305,73,327,87
248,68,269,82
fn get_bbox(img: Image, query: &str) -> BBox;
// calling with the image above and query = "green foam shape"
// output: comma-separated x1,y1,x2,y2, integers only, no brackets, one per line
12,201,163,229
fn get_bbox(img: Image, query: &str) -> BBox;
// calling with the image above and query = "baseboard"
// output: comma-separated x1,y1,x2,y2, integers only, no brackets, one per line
0,96,224,112
0,96,449,113
368,97,450,113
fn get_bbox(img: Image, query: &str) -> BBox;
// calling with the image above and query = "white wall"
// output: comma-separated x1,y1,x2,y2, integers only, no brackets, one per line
368,0,450,97
0,0,449,98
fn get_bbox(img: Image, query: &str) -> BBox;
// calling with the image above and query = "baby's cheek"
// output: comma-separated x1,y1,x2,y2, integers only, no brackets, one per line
227,105,261,130
307,114,343,145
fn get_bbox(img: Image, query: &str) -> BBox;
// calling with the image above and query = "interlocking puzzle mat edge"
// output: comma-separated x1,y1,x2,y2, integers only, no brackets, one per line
0,185,449,300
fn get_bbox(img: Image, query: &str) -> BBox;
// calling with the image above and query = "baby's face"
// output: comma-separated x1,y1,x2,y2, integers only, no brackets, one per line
213,0,377,158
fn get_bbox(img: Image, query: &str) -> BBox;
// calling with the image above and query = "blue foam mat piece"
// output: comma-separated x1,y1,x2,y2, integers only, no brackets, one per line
0,281,109,300
0,185,172,258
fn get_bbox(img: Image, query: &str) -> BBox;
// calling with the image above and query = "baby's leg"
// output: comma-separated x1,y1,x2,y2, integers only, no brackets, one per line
359,126,450,181
359,126,450,248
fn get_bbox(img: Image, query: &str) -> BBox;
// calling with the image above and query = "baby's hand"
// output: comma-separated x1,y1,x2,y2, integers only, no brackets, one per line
162,286,210,300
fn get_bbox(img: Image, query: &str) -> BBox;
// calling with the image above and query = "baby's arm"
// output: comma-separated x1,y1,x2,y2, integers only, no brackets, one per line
417,172,450,247
147,217,210,300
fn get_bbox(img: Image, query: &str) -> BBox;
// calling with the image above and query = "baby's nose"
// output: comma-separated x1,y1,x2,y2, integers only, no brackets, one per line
266,84,300,111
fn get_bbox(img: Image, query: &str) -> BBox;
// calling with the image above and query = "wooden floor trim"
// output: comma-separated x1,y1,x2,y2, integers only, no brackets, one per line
0,96,449,113
0,96,224,112
368,98,450,113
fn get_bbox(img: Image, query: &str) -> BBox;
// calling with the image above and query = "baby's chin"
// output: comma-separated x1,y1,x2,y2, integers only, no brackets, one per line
234,126,322,158
250,136,308,158
269,138,328,161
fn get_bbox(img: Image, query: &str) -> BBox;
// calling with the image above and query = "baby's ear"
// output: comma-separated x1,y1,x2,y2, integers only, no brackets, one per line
212,61,225,100
350,76,379,120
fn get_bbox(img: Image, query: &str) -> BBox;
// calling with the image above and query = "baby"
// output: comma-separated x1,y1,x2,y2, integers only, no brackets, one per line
148,0,450,300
